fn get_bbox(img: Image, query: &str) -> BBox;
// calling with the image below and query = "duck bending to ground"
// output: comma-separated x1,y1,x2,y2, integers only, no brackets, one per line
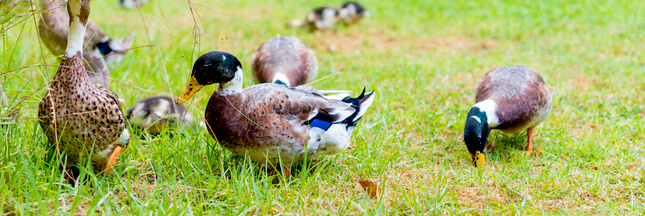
251,35,317,87
464,66,552,167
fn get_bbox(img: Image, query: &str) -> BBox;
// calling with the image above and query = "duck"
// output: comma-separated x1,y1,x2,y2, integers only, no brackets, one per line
306,6,340,30
177,51,375,174
251,36,318,87
126,96,194,135
464,66,552,167
38,0,134,88
288,6,340,31
119,0,148,9
1,84,18,125
38,0,130,180
339,1,369,25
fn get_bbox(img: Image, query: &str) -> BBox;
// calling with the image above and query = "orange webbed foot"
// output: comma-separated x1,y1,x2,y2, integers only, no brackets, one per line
103,146,123,174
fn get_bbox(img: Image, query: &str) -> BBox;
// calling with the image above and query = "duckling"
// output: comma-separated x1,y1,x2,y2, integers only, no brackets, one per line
307,6,340,30
126,96,194,135
119,0,148,9
38,0,129,179
464,66,552,167
339,1,369,25
251,36,318,87
1,84,17,125
38,0,134,88
177,51,375,174
289,6,340,31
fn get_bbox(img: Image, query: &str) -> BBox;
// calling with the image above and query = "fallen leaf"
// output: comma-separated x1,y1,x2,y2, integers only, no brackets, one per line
359,180,380,198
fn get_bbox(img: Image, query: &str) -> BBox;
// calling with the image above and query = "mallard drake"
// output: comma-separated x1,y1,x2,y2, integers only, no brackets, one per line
339,1,369,25
38,0,129,179
177,51,375,172
38,0,134,88
464,66,552,167
251,36,318,87
126,96,194,135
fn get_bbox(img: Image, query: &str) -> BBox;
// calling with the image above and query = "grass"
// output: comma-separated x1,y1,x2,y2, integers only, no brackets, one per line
1,0,645,214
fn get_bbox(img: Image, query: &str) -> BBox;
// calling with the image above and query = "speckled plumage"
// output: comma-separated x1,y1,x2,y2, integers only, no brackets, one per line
251,36,318,87
38,0,129,171
38,0,133,88
205,84,374,165
126,96,194,135
475,66,552,133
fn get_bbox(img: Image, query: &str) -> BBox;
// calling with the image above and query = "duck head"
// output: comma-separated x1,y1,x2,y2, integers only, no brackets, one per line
463,106,490,167
177,51,243,104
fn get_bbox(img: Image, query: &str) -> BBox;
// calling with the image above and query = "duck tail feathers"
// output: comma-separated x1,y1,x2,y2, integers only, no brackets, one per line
353,88,375,122
340,88,375,124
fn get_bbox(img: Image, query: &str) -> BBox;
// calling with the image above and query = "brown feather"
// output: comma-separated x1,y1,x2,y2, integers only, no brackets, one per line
475,66,551,132
251,36,317,86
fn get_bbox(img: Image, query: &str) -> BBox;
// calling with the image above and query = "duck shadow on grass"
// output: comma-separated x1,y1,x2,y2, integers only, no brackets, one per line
203,147,337,185
485,130,536,164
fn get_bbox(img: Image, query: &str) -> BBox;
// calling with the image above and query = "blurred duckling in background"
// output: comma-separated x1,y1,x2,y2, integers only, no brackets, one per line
39,0,134,88
252,35,318,87
339,1,369,25
126,96,194,135
1,84,18,125
119,0,148,9
288,6,340,31
464,66,552,167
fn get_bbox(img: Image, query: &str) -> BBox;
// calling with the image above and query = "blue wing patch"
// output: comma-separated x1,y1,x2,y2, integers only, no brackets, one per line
96,42,113,56
310,119,332,130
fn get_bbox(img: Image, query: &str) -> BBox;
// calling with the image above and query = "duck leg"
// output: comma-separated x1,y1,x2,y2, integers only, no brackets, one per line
525,128,533,152
267,165,291,178
64,167,76,184
103,146,123,173
485,130,494,151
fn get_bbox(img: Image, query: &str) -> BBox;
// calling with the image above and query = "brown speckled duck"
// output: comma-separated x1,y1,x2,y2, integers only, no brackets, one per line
38,0,129,178
464,66,552,167
251,36,318,87
126,96,194,135
177,51,375,174
39,0,134,88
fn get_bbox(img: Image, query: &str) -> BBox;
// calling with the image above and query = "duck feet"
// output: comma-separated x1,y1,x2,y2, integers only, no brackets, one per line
103,146,123,174
267,165,291,178
525,128,542,154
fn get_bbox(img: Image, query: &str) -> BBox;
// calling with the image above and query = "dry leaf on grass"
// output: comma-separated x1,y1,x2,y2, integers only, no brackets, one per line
359,179,381,198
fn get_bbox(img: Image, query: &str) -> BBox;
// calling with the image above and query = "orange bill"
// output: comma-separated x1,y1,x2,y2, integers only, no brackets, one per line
177,76,203,104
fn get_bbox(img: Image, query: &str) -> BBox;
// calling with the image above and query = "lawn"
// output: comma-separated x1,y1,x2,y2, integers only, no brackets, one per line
1,0,644,214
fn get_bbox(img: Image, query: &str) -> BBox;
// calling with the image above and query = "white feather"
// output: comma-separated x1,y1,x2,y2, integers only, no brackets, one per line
353,92,375,122
474,99,500,128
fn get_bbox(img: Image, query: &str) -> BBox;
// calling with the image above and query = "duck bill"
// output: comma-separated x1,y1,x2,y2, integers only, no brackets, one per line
474,152,486,167
177,76,203,104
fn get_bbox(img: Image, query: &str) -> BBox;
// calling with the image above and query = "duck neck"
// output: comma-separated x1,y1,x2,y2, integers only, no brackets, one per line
473,99,499,128
64,1,87,58
217,66,243,95
464,106,490,155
